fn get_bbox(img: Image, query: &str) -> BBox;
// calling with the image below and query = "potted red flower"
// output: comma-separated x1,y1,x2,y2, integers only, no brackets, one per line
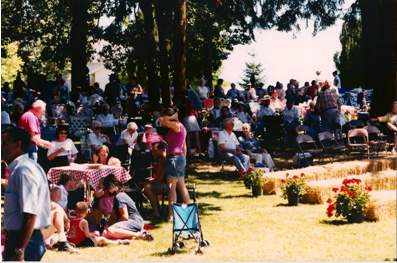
280,173,307,206
326,178,372,223
239,167,267,196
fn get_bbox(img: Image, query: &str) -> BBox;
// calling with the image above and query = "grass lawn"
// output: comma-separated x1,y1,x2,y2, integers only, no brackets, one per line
41,158,396,262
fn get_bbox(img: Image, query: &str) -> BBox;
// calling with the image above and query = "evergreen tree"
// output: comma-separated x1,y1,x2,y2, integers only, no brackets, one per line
239,52,266,88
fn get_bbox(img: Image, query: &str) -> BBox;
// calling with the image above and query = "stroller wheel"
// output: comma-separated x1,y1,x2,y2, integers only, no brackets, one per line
204,239,210,246
200,241,206,247
176,241,186,248
168,247,177,255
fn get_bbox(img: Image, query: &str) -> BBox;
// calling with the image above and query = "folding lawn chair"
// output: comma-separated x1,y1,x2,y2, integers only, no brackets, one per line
296,134,324,164
318,131,348,162
168,184,210,255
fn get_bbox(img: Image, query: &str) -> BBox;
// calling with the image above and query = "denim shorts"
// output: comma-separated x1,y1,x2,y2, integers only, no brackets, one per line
166,155,186,179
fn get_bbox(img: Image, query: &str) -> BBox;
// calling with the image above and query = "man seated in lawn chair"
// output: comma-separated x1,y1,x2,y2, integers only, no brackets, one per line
218,118,250,172
95,104,118,136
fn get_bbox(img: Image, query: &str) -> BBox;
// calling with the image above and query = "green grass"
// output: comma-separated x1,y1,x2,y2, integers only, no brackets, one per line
38,160,397,261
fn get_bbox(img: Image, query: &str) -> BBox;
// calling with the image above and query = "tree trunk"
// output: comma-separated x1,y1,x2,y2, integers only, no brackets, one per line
360,0,397,115
140,0,159,111
70,0,89,91
155,0,172,108
173,0,187,104
204,21,213,94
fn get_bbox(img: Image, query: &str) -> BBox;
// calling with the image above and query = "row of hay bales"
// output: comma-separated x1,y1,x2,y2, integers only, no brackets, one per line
262,158,396,195
262,157,396,221
302,170,396,204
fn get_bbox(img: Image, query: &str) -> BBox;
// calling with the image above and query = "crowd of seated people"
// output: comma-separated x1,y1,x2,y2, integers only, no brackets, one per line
3,71,397,258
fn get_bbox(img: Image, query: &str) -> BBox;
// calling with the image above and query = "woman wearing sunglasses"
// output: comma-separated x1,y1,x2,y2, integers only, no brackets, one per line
87,121,111,153
47,125,78,168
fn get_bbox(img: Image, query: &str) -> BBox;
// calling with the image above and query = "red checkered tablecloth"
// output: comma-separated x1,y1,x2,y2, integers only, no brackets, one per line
47,164,131,189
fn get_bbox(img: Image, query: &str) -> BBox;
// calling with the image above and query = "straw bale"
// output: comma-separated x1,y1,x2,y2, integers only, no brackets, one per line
300,170,396,204
364,190,396,221
262,158,396,195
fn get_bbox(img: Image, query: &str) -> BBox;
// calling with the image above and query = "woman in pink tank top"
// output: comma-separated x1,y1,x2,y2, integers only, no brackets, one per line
159,108,191,222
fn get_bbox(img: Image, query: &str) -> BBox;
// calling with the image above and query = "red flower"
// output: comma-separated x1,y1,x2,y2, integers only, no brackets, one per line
326,198,332,204
326,211,333,218
238,170,243,176
327,204,335,212
340,186,348,192
348,191,356,198
342,179,352,185
247,168,253,173
281,179,286,183
293,175,299,179
241,175,246,179
286,173,289,177
365,185,372,191
300,173,305,177
332,187,339,192
351,178,361,184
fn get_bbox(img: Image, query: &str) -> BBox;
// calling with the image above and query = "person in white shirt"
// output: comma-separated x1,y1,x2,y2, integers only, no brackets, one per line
196,79,209,100
252,96,276,136
236,102,252,124
332,70,341,95
95,104,117,128
116,122,138,155
87,121,111,153
2,127,52,261
283,98,300,143
47,127,78,168
218,118,250,172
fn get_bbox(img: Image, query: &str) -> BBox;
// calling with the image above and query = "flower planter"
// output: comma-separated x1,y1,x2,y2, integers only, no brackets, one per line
347,210,364,223
252,186,263,197
287,193,299,206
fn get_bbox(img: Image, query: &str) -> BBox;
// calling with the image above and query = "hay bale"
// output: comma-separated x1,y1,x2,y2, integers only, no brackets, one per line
364,190,396,221
300,170,396,204
262,158,396,195
366,158,397,172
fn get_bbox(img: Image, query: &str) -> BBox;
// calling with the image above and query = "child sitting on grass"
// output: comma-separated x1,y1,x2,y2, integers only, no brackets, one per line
95,177,114,218
68,202,131,247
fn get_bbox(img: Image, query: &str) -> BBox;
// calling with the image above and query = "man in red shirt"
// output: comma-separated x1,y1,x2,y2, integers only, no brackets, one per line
18,99,53,161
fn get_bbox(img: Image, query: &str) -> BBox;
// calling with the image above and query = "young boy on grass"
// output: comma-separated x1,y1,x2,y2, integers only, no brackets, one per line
68,202,131,247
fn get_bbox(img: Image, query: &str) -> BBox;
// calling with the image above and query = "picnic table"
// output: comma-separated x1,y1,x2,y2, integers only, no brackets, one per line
47,163,131,189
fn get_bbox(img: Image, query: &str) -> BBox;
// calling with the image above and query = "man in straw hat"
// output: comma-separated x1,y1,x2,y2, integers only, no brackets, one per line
252,95,276,136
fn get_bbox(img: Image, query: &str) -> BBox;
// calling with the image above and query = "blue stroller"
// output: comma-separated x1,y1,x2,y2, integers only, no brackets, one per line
168,184,210,254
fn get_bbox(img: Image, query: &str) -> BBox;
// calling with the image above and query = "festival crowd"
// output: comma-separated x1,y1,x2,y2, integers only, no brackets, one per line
1,70,397,261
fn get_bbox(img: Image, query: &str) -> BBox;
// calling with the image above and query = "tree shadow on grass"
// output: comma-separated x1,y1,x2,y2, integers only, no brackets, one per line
187,170,239,182
197,202,222,216
196,191,223,199
221,194,254,199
